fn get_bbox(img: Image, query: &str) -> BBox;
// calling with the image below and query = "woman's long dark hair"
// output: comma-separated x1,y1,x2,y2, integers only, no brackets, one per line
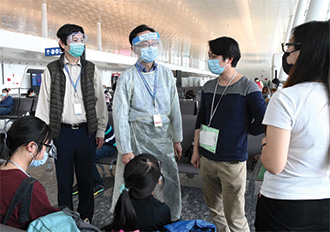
0,116,52,161
284,20,330,95
108,154,161,232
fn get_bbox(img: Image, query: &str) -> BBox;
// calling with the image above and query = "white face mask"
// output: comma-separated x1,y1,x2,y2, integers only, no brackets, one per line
2,93,7,97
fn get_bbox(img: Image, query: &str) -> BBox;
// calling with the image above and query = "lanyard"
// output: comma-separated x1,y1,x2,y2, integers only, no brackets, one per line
135,64,158,109
64,64,82,95
8,160,30,177
208,71,237,126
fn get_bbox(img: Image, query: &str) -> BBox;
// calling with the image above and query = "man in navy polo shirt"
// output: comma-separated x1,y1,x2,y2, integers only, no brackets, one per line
191,37,266,232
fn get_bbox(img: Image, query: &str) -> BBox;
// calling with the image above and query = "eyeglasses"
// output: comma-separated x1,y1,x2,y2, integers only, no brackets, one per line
281,42,302,53
67,32,88,44
38,142,57,159
134,41,160,49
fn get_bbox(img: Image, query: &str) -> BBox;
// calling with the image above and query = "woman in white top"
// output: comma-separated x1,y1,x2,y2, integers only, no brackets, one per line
255,20,330,231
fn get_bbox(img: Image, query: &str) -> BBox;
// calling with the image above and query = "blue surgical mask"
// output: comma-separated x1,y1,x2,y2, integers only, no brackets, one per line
2,93,7,97
140,47,158,63
208,59,227,75
29,151,48,167
68,43,85,57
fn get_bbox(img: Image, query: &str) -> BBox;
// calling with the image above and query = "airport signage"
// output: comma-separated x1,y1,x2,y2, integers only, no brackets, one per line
45,47,62,56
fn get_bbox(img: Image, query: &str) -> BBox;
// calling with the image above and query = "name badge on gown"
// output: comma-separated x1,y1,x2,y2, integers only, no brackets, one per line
153,114,163,127
199,124,219,154
74,103,82,115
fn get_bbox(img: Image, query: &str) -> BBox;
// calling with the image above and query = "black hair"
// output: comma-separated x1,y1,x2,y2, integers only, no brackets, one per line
27,88,34,95
129,24,156,46
0,116,52,162
2,88,9,93
284,20,330,94
108,154,161,231
185,90,196,100
57,24,85,51
208,36,241,67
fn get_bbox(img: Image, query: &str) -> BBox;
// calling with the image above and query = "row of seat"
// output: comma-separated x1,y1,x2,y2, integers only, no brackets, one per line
96,112,264,178
0,97,38,120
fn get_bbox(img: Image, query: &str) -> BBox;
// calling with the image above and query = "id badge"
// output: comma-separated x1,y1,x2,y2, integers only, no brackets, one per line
153,114,163,127
74,103,83,115
199,124,219,154
200,130,216,147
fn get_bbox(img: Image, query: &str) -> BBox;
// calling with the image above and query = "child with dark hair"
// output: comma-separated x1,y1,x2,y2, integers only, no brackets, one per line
106,154,171,232
0,116,58,229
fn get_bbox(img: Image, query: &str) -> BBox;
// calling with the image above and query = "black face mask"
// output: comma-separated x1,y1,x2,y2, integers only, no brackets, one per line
282,52,293,75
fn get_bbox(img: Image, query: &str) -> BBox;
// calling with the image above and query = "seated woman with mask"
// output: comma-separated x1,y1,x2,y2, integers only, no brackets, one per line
105,153,171,232
0,116,59,229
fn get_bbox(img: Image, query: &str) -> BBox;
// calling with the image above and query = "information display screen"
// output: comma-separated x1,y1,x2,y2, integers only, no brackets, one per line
31,73,42,87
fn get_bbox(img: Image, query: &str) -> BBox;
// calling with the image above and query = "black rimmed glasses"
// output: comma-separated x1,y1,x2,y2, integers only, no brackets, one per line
281,42,302,53
38,142,57,159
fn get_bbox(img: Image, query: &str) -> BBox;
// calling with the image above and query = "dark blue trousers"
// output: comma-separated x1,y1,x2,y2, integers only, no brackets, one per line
54,125,96,221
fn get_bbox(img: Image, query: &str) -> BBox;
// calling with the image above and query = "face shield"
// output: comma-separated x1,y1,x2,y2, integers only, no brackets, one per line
67,32,88,44
66,32,87,58
132,32,164,63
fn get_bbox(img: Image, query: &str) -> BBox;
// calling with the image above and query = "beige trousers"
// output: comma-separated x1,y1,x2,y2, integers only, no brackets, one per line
199,156,250,232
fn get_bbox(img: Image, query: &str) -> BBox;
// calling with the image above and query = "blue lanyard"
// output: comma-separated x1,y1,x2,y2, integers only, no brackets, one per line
64,64,82,93
135,64,158,108
8,160,30,177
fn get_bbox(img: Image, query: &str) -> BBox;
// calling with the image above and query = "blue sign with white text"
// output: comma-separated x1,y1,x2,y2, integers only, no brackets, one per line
45,47,62,56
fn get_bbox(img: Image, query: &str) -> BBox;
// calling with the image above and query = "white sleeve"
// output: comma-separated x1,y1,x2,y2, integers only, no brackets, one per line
35,68,51,125
262,90,294,131
112,73,133,154
94,66,108,138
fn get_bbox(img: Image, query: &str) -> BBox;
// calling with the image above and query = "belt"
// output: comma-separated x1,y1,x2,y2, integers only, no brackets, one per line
61,123,87,130
227,161,241,164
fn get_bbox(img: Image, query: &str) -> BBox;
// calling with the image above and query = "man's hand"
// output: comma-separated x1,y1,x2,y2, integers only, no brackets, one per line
122,152,135,165
173,142,182,161
191,150,200,169
96,137,104,149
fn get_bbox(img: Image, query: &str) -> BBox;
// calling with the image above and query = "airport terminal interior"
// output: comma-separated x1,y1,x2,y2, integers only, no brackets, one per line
1,0,330,231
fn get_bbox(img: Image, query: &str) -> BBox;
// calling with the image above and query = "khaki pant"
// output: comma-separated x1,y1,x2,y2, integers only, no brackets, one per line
199,156,250,232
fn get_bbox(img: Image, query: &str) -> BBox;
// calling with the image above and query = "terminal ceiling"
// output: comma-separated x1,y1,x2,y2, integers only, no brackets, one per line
0,0,297,66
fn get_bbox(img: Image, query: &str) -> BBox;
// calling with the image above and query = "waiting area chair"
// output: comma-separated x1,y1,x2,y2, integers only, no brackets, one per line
180,100,198,115
177,114,199,176
0,97,37,130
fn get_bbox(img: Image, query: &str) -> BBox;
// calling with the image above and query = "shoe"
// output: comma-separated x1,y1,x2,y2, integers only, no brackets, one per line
94,184,104,196
72,185,78,196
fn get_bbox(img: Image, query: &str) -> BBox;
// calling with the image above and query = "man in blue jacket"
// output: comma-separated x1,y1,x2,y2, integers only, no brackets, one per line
0,88,13,115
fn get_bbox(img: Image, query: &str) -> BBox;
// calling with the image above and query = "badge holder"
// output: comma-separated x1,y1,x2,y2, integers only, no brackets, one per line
153,106,162,127
199,124,219,154
73,92,82,116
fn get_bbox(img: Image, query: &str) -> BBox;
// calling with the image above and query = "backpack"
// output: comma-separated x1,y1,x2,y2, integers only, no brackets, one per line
2,177,101,232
